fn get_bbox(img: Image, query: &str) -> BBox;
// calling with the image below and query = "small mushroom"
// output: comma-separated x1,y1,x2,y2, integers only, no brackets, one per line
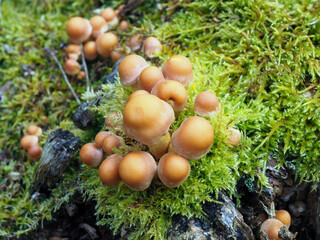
143,37,162,59
123,94,174,146
171,116,214,159
119,20,129,31
118,55,149,88
64,58,81,76
28,145,42,159
100,7,118,27
110,50,123,63
99,154,122,187
20,135,39,149
138,66,164,92
94,131,112,148
27,125,42,136
151,80,187,112
83,41,98,61
260,219,284,240
157,153,190,188
128,34,143,52
80,143,104,167
65,44,81,60
89,15,108,39
119,151,156,191
101,135,124,155
194,91,219,117
227,127,241,146
275,210,291,228
96,32,118,57
162,55,193,87
66,17,92,44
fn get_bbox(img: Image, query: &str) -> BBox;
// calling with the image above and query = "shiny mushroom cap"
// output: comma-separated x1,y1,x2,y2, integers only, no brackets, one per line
151,80,187,112
127,90,149,102
194,91,219,116
28,145,42,159
65,44,81,60
94,131,112,148
96,32,118,57
157,153,190,188
162,55,193,87
227,127,241,146
138,66,164,92
118,55,149,88
260,219,284,240
275,210,291,228
119,151,156,191
143,37,162,59
101,135,124,155
27,125,42,136
80,143,104,167
20,135,39,149
64,58,81,76
83,41,98,61
90,15,108,39
123,94,175,146
100,8,115,22
99,154,122,187
66,17,92,44
171,116,214,159
119,20,129,31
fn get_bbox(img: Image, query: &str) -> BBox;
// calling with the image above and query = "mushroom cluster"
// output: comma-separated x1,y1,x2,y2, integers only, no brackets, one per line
20,125,43,160
63,5,163,79
79,53,242,191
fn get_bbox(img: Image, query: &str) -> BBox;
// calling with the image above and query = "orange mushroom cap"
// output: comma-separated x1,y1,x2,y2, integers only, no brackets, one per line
66,17,92,44
227,127,241,146
64,58,81,76
94,131,113,148
128,34,143,52
260,219,284,240
83,41,98,61
96,32,118,57
118,55,149,88
80,143,104,167
28,145,42,159
119,20,129,31
90,15,108,39
138,66,164,92
151,80,187,112
194,91,219,116
275,210,291,228
143,37,162,59
123,94,174,146
27,125,42,136
20,135,39,149
157,153,190,188
101,135,124,155
171,116,214,159
162,55,193,87
110,50,123,63
127,90,149,102
99,154,122,187
119,151,156,191
65,44,81,60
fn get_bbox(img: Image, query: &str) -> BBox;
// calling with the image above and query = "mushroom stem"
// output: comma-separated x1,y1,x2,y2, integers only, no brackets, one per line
49,51,81,104
81,44,90,92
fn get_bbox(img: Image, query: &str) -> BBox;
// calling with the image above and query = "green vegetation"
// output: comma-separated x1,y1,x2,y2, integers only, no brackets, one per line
1,0,319,239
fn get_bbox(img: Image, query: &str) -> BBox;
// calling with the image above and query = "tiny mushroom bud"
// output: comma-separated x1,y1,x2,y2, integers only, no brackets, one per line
171,116,214,159
128,34,143,52
275,210,291,228
260,219,284,240
194,91,219,117
119,151,156,191
27,125,42,136
119,20,129,31
90,15,108,39
118,55,149,88
110,50,123,63
64,58,81,76
94,131,112,148
65,44,81,60
227,127,241,146
123,94,174,146
66,17,92,44
99,154,122,187
96,32,118,57
158,153,190,188
28,145,42,159
143,37,162,59
128,90,149,102
162,55,193,87
80,143,104,167
77,71,86,80
100,8,115,22
138,66,164,92
83,41,98,60
101,135,124,155
151,80,187,112
20,135,39,149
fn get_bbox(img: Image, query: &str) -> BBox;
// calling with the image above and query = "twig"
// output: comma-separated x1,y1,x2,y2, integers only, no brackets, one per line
81,44,90,92
48,50,81,104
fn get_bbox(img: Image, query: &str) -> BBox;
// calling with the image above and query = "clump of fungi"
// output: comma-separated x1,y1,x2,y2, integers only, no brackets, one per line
79,52,242,191
20,124,43,160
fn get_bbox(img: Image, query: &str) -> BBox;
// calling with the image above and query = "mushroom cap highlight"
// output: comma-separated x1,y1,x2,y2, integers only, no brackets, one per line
96,32,118,57
80,143,104,167
157,153,190,188
171,116,214,159
100,8,116,22
143,37,162,58
260,219,284,240
123,94,175,146
194,91,219,116
99,154,122,187
138,66,164,92
162,55,193,87
66,17,92,44
118,55,149,87
90,15,108,39
119,151,156,191
151,80,187,112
